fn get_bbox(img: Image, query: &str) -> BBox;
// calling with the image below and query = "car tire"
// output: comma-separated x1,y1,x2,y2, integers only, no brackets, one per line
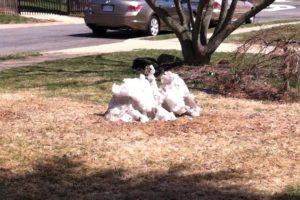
92,27,107,36
146,16,159,36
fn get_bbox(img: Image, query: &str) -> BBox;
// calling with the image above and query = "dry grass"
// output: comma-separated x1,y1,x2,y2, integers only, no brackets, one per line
0,52,40,61
0,91,299,199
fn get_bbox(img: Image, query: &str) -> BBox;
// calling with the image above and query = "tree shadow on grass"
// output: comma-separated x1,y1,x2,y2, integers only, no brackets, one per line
69,30,173,40
0,156,291,200
7,57,131,76
0,54,136,90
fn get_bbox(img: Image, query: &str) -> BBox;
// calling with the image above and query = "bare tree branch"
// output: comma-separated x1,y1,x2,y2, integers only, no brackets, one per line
192,0,208,51
174,0,187,27
145,0,186,36
187,0,195,29
213,0,238,36
200,0,214,45
208,0,275,53
213,0,229,35
232,0,275,29
144,0,276,65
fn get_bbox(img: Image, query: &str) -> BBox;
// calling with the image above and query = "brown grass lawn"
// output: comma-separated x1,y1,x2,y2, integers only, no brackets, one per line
0,91,299,199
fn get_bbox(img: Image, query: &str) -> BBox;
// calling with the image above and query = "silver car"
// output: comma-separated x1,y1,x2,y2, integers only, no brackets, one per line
186,0,254,24
84,0,174,36
84,0,254,36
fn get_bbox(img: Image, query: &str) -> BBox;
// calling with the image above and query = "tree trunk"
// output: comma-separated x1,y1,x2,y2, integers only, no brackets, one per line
179,38,213,65
145,0,275,67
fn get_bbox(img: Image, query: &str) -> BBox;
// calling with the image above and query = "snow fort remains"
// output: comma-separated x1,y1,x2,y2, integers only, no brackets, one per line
105,65,202,122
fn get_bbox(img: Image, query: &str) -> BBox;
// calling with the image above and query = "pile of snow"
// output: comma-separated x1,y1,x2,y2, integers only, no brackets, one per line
105,65,202,122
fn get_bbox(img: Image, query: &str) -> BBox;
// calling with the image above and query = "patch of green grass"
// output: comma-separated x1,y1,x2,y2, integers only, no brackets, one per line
0,52,40,61
0,50,181,103
145,32,176,41
276,184,300,200
226,24,300,43
1,49,295,102
0,14,51,24
0,50,241,103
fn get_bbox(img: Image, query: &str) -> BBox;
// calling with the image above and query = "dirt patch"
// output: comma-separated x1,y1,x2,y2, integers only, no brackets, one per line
0,92,299,199
173,61,299,102
0,110,23,121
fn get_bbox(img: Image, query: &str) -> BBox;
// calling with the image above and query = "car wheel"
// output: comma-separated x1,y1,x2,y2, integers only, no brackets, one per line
146,16,159,36
246,17,254,24
92,27,107,36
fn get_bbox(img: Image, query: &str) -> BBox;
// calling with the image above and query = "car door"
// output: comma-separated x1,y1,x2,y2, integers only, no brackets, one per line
156,0,191,20
156,0,177,16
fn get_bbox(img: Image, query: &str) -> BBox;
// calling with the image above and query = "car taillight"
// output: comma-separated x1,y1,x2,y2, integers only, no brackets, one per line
128,5,142,12
212,1,221,9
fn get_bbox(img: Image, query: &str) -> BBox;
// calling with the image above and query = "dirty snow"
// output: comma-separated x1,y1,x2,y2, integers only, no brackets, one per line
105,65,202,122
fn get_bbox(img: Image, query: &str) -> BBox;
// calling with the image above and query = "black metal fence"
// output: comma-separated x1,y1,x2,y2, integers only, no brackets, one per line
0,0,88,15
68,0,88,15
0,0,19,15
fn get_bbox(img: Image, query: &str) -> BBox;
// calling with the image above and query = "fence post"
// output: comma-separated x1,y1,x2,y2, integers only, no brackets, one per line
17,0,21,14
67,0,70,15
60,0,63,15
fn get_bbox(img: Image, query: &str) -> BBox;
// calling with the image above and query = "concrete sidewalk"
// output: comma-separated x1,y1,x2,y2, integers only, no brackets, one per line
44,38,240,55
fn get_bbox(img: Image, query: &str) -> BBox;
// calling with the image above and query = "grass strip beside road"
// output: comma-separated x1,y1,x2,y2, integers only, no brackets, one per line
226,23,300,43
0,14,53,24
0,52,40,61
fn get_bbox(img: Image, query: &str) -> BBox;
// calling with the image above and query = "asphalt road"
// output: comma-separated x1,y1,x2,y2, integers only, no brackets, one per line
0,24,147,55
256,0,300,22
0,0,299,55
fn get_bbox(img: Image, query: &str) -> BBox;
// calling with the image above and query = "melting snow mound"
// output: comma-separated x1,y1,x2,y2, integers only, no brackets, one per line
105,65,202,122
